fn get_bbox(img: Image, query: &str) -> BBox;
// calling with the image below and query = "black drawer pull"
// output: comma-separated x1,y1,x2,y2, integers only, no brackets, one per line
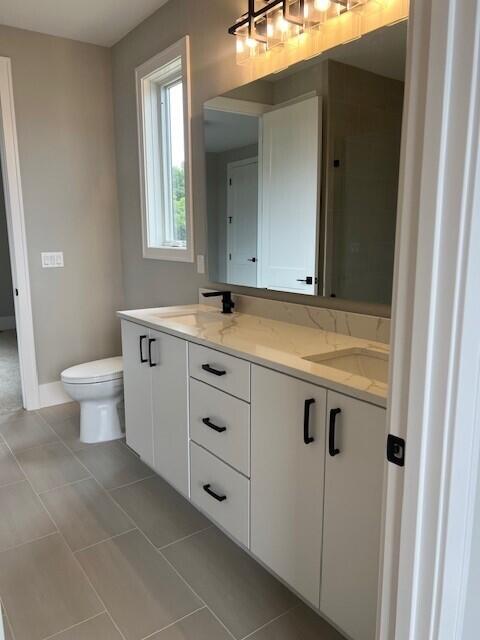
202,417,227,433
203,484,227,502
304,398,315,444
148,338,157,367
139,335,148,363
329,408,341,456
201,364,227,377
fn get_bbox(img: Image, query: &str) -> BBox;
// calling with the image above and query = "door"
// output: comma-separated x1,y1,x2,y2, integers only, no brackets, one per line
227,158,258,287
259,96,321,294
150,329,189,496
121,321,153,466
320,391,386,640
250,365,327,606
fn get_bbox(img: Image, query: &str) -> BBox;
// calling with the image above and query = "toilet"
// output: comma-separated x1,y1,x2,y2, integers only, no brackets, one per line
61,357,124,444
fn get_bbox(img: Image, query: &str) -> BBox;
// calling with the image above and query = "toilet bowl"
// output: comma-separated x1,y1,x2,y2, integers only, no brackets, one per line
61,357,124,444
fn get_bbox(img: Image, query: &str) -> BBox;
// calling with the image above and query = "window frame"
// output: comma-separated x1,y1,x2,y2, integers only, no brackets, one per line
135,36,194,262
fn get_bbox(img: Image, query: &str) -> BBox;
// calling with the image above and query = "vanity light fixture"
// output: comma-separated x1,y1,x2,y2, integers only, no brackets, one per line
229,0,388,63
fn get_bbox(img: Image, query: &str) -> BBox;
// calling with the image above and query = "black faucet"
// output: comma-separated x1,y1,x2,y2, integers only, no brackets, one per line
202,290,235,314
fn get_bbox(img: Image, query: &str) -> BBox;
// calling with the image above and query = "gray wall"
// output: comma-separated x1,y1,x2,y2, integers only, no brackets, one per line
327,61,404,304
0,161,14,319
112,0,390,317
0,25,124,384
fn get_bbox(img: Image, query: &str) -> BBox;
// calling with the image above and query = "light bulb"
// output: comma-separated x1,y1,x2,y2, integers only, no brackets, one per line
314,0,331,11
246,37,257,49
277,15,289,33
267,22,274,37
236,37,244,54
304,3,310,18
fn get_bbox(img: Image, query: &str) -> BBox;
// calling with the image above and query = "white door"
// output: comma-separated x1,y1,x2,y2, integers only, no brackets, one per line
320,391,386,640
250,365,327,606
259,96,320,294
150,330,189,496
121,321,154,467
227,158,258,287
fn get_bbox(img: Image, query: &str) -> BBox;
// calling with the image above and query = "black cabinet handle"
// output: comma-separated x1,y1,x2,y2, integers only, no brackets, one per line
201,364,227,377
148,338,157,367
203,483,227,502
139,335,148,363
329,408,341,456
304,398,315,444
202,417,227,433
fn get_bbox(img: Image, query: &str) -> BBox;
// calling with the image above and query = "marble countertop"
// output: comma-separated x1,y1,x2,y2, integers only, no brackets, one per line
118,304,389,407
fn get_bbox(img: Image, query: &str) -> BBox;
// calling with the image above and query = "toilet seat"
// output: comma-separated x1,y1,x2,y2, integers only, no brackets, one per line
61,357,123,385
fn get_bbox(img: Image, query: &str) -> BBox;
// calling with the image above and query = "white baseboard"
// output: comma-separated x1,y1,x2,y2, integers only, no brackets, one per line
0,315,15,330
38,381,72,408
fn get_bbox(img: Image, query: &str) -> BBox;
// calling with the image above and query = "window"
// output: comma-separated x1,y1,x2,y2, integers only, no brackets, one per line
136,37,193,261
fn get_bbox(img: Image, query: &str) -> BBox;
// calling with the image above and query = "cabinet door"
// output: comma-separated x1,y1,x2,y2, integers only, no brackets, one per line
320,392,386,640
150,329,189,496
121,321,153,466
251,365,326,606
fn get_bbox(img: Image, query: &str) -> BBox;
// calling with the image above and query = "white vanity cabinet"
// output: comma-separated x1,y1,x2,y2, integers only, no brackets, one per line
121,316,387,640
251,365,327,607
320,392,386,640
250,365,386,637
121,320,189,495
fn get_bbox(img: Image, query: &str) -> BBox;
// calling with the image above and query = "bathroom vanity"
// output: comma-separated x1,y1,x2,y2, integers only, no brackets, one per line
118,303,388,640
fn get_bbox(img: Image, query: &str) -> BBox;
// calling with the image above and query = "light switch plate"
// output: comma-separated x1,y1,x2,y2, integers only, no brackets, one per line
196,254,205,274
41,252,64,268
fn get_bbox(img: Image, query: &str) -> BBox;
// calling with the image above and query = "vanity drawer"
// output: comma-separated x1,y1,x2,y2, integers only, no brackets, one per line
189,378,250,476
190,442,250,547
188,343,250,401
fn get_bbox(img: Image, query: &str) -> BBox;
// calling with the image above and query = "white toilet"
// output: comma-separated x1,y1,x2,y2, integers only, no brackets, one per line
61,357,124,444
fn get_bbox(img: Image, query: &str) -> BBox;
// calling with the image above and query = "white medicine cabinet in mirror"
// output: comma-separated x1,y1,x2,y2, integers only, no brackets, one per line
204,21,406,305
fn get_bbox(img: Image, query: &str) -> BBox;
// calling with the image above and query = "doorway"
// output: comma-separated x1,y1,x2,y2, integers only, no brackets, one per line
0,56,39,411
226,157,258,287
0,163,21,414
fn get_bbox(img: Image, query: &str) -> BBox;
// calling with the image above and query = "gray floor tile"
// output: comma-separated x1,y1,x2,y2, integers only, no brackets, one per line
39,402,80,426
247,604,346,640
163,527,298,639
48,415,90,453
148,608,231,640
47,613,122,640
0,412,58,453
76,530,201,640
111,475,209,548
0,443,24,487
0,409,29,426
75,442,152,490
0,481,56,551
16,442,90,492
0,533,102,640
41,478,134,551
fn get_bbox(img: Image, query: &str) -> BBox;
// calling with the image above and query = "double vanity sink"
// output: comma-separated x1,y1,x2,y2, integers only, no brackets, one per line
120,303,389,407
118,303,389,640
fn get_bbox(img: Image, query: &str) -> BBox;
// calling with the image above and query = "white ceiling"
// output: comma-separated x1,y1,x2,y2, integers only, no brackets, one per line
0,0,171,47
204,110,259,154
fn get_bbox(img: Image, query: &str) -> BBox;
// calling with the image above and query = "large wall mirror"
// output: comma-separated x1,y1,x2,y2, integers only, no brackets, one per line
204,20,407,306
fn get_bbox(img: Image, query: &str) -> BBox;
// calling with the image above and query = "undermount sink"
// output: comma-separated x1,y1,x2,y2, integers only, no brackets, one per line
303,348,389,384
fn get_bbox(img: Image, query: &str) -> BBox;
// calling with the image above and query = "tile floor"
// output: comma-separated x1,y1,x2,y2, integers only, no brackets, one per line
0,403,345,640
0,331,22,416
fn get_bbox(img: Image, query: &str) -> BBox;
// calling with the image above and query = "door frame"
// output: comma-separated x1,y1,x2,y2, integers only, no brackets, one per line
226,156,258,286
380,0,480,637
0,57,39,410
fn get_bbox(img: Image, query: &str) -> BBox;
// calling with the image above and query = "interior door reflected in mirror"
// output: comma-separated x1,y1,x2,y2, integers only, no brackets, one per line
204,21,407,305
